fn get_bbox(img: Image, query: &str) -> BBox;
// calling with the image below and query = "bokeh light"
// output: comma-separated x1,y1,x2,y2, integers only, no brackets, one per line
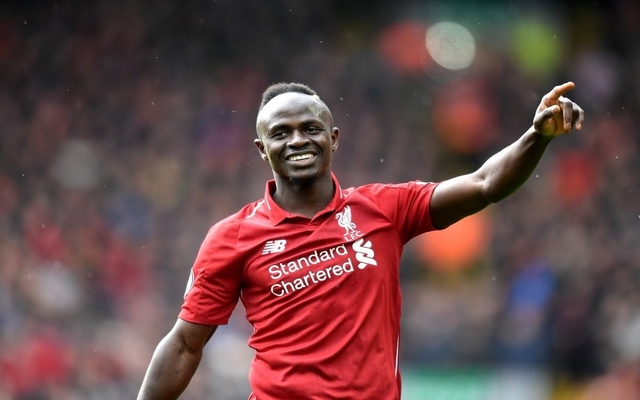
377,21,431,74
511,19,563,79
431,80,499,154
426,21,476,71
415,210,492,273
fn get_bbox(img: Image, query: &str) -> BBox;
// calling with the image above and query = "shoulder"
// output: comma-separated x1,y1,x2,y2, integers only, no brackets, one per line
345,181,439,222
347,181,438,197
204,199,269,243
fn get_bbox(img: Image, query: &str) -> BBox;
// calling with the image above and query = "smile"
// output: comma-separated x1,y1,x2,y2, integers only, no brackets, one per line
286,153,315,161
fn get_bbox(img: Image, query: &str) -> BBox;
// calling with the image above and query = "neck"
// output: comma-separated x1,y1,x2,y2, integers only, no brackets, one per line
272,173,335,218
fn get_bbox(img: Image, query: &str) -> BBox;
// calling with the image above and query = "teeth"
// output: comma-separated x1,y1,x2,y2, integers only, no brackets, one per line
289,154,313,161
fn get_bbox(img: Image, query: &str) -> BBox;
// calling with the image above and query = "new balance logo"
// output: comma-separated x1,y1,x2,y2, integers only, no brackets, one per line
262,239,287,255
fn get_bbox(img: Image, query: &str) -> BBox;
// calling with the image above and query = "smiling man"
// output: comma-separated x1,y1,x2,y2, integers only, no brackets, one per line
254,88,339,216
138,82,584,400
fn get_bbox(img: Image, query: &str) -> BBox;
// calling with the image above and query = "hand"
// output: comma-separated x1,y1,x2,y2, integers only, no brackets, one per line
533,82,585,137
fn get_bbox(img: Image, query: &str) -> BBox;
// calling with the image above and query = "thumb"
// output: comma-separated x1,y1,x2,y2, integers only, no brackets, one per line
533,105,560,132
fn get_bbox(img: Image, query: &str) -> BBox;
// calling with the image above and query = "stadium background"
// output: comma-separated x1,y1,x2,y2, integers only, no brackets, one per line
0,0,639,399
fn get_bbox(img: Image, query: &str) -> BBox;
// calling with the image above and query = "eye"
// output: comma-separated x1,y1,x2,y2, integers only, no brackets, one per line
306,126,322,134
270,130,287,138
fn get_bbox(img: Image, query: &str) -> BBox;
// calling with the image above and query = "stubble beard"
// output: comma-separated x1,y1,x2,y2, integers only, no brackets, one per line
289,173,320,187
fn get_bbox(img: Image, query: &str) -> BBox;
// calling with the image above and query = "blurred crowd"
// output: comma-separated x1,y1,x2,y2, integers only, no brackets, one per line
0,0,639,399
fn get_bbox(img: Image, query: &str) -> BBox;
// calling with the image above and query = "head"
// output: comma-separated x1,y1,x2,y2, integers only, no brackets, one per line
255,82,339,187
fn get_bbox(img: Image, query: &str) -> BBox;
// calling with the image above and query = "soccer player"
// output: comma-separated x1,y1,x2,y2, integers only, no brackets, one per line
137,81,584,399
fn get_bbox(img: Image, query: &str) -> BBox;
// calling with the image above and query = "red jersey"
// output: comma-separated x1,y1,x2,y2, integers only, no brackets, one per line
180,174,438,399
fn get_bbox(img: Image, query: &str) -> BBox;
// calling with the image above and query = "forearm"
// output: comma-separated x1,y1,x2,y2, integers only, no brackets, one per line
478,126,553,203
430,82,583,229
137,334,203,400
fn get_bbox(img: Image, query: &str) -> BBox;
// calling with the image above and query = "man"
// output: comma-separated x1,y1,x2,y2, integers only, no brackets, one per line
138,81,584,399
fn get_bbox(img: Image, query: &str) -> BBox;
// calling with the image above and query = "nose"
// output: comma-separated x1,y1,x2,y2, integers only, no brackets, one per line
288,129,309,147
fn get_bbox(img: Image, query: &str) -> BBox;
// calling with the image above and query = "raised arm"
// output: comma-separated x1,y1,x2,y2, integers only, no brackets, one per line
137,319,218,400
430,82,585,229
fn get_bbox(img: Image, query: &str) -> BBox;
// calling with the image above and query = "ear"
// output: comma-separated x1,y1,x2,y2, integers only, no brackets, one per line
254,138,268,161
331,127,339,152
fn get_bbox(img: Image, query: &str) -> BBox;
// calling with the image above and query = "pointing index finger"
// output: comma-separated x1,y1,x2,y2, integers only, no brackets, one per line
546,82,575,103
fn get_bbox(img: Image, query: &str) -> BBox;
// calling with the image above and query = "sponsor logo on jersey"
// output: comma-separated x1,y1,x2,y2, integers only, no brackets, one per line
335,206,363,241
268,237,377,297
352,238,377,269
262,239,287,254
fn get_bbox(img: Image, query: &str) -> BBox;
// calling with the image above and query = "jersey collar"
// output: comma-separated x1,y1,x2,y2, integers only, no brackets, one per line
263,173,344,225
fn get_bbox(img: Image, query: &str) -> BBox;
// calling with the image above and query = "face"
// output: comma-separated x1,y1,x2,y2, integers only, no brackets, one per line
255,93,339,186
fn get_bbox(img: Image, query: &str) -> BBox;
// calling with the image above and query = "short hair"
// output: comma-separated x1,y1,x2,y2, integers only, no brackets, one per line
259,82,318,110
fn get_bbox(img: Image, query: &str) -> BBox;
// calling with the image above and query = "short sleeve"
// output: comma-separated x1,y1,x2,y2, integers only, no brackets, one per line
179,220,243,325
365,181,440,243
